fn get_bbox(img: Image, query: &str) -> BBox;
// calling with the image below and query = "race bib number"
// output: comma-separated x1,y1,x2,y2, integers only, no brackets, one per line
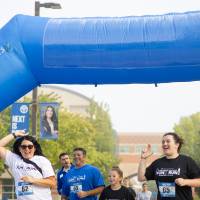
17,182,33,196
70,184,82,193
158,182,175,197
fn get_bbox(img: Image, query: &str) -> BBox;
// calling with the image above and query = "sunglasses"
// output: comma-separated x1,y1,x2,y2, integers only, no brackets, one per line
20,145,34,150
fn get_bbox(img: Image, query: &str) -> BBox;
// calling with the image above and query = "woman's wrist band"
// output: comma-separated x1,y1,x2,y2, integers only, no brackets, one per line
12,132,17,139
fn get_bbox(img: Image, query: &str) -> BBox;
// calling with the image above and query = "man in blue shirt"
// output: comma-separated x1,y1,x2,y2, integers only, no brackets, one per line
57,152,74,195
61,147,104,200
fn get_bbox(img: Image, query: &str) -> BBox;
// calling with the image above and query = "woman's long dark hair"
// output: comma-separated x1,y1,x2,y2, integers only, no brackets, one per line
43,105,58,124
42,106,58,134
163,132,184,153
13,136,44,158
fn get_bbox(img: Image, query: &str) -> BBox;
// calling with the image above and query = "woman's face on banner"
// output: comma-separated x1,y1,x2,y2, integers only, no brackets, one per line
45,107,53,119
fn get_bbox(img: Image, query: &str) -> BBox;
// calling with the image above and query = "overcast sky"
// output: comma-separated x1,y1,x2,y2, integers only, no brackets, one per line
1,0,200,133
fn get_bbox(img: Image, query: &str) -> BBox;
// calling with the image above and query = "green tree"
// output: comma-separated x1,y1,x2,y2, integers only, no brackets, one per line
174,112,200,165
0,107,11,174
87,99,117,154
87,100,119,179
174,112,200,196
40,109,97,171
0,93,118,181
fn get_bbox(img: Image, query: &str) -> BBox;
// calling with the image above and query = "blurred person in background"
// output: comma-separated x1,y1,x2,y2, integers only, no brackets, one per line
57,152,74,195
136,182,152,200
123,177,136,199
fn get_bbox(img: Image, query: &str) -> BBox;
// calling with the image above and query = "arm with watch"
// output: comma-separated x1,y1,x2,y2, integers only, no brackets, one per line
0,130,27,160
138,144,153,182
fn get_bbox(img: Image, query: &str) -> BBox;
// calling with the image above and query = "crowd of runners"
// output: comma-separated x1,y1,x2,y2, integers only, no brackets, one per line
0,131,199,200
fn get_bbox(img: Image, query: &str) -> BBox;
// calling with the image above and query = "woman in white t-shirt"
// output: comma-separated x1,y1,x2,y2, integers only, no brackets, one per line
0,131,56,200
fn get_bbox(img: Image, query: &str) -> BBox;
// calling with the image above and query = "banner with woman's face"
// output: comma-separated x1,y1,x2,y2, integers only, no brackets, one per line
40,102,59,140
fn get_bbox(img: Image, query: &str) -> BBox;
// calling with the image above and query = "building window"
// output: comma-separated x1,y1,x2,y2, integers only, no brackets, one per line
2,178,16,200
119,145,130,153
135,144,146,154
151,144,159,154
135,144,159,154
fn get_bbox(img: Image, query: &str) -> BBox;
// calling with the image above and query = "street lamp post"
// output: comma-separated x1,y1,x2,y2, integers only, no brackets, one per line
35,1,62,16
32,1,62,137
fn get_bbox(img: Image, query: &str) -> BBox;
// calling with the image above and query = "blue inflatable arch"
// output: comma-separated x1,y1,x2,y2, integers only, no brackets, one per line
1,11,200,111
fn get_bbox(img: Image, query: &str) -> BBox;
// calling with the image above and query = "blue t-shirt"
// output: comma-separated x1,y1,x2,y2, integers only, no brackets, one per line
57,165,74,194
62,164,104,200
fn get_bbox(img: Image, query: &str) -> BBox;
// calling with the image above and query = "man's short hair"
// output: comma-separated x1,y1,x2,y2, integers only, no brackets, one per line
142,182,148,187
73,147,87,156
59,152,69,159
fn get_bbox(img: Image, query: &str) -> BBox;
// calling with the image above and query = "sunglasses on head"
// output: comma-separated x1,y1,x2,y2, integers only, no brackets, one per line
20,145,34,150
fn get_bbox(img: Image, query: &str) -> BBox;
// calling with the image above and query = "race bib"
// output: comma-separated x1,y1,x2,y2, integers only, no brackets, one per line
17,182,33,196
70,184,82,193
158,182,175,197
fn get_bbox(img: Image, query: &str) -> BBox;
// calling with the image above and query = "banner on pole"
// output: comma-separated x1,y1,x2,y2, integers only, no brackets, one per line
40,102,59,140
11,103,30,133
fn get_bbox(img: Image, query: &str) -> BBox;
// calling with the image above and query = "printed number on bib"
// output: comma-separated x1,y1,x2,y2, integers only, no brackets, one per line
158,182,175,197
70,184,82,193
17,182,33,196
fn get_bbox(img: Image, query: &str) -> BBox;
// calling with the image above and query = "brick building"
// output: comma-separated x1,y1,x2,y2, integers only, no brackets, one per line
117,132,163,177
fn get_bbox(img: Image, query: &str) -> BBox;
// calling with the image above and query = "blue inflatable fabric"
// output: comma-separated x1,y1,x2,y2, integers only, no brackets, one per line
1,11,200,111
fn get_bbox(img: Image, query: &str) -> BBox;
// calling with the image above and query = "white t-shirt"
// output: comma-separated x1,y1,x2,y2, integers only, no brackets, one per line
136,191,152,200
5,151,55,200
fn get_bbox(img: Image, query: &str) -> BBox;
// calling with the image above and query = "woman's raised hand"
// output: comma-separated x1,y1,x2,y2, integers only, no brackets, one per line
15,130,29,137
141,144,153,159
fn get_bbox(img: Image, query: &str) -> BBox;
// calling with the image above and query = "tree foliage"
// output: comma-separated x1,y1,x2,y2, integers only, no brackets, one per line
174,112,200,196
0,92,118,181
174,112,200,165
86,99,119,181
87,99,117,153
0,107,11,174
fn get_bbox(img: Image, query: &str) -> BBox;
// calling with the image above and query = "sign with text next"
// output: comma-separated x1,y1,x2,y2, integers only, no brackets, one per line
11,103,29,133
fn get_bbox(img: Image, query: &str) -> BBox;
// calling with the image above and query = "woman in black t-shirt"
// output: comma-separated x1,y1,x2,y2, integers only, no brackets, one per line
99,166,135,200
138,132,200,200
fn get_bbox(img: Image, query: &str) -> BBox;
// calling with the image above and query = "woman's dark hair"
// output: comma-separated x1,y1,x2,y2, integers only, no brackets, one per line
43,105,58,123
13,136,44,158
42,106,58,134
111,166,123,178
163,132,184,152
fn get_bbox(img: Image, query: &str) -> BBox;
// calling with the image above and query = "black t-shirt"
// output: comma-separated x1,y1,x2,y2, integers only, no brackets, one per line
127,187,136,199
145,154,200,200
99,185,135,200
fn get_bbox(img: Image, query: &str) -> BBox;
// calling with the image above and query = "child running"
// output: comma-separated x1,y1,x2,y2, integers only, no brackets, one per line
99,166,135,200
